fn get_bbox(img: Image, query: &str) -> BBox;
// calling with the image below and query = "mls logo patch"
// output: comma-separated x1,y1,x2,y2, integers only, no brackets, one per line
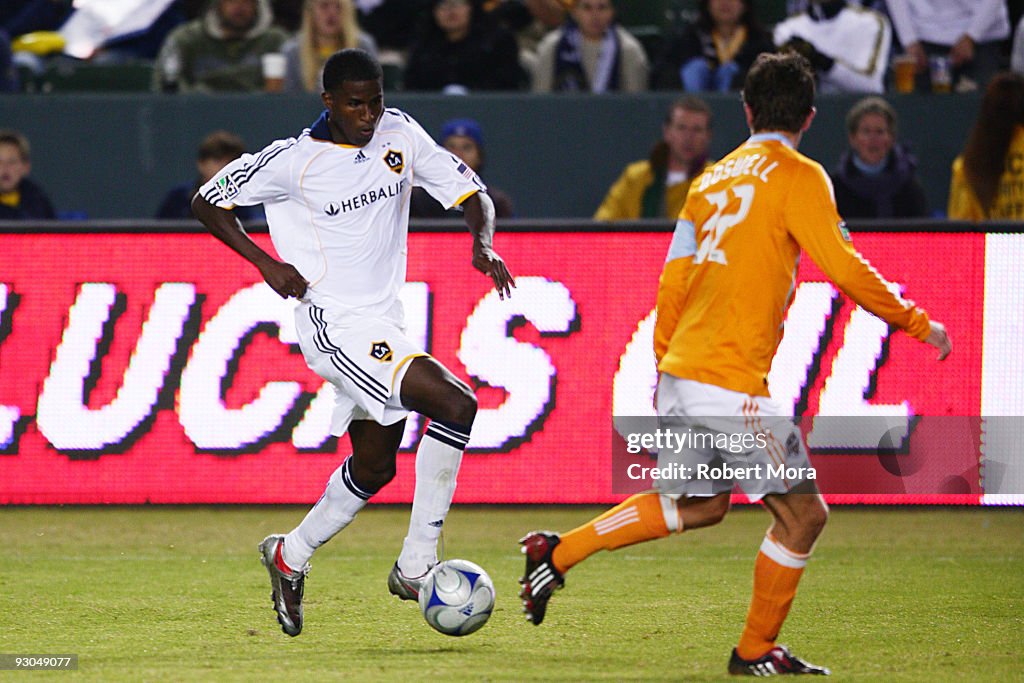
383,149,404,174
370,340,393,362
216,175,240,201
838,220,851,241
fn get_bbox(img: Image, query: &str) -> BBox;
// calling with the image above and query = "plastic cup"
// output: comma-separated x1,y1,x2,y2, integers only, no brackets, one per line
892,54,916,93
261,53,286,93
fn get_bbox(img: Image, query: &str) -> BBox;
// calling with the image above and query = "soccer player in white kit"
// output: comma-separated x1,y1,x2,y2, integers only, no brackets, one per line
191,48,515,637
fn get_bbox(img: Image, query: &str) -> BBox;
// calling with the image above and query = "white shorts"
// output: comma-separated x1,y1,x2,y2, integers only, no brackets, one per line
295,302,427,435
654,375,814,501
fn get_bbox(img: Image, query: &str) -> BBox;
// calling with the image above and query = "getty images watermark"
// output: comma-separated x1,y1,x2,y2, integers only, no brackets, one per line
616,419,816,496
611,416,1024,497
623,427,811,483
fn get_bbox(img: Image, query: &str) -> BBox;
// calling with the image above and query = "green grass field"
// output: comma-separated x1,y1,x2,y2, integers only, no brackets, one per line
1,506,1021,681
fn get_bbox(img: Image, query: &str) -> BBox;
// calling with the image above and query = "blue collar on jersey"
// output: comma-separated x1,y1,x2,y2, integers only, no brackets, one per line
747,133,794,148
310,110,332,141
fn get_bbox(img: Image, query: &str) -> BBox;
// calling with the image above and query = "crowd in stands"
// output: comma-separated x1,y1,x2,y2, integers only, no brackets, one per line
2,0,1020,96
1,0,1024,222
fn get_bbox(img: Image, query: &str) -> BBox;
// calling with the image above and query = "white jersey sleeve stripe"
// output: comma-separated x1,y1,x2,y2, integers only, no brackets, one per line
227,137,299,190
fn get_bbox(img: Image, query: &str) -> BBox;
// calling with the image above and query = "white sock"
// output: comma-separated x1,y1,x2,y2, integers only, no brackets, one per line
396,420,470,577
660,494,683,533
282,456,372,570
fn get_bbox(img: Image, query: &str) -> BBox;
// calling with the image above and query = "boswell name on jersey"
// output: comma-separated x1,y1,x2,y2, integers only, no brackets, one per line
696,153,779,192
198,108,484,324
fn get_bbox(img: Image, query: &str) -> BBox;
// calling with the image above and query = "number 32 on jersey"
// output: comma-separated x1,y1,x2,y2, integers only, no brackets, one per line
693,184,754,266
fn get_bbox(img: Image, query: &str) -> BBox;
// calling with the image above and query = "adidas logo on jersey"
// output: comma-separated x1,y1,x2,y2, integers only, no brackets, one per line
354,150,369,164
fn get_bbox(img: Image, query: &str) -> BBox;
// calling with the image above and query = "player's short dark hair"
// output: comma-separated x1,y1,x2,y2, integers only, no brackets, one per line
322,48,383,92
742,52,815,134
197,130,246,162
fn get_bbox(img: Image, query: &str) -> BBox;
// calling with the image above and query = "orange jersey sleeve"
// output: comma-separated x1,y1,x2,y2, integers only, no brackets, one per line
784,162,931,341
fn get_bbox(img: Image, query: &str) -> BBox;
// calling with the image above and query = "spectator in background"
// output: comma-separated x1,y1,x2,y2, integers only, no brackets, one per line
403,0,522,92
886,0,1010,93
0,129,55,220
830,96,927,219
532,0,648,93
0,30,17,93
651,0,774,92
282,0,376,93
773,0,891,93
411,117,515,218
594,97,712,221
157,130,264,222
1012,15,1024,76
58,0,185,63
1,0,72,40
487,0,567,76
948,72,1024,221
153,0,289,92
356,0,431,55
271,0,303,32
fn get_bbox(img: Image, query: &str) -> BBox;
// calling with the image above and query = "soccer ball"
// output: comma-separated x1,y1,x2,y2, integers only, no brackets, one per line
418,559,495,636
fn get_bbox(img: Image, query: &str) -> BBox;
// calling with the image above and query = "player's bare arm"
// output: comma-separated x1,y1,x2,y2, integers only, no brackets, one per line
462,191,515,299
191,193,308,299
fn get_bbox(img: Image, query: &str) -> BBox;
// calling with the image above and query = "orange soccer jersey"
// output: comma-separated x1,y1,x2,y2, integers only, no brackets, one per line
654,133,931,397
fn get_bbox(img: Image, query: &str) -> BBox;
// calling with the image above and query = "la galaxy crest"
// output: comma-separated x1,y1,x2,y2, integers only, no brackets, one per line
370,340,393,362
383,149,404,174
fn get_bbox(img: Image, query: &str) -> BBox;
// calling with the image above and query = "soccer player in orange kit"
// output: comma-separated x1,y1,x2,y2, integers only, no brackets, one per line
519,52,951,676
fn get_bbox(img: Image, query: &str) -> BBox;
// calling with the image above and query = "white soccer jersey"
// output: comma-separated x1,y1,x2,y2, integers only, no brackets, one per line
199,108,485,324
773,5,891,94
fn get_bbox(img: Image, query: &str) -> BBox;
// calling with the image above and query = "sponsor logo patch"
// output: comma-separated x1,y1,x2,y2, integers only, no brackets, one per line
324,201,340,216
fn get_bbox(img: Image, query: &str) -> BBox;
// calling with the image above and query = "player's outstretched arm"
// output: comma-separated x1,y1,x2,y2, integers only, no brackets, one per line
191,193,308,299
925,320,952,361
462,191,515,299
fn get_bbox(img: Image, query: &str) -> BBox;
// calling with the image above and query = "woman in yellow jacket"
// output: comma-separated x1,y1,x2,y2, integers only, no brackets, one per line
948,72,1024,220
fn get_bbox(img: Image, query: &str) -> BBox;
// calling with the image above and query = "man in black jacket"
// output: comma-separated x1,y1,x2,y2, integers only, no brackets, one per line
0,129,55,220
830,96,928,219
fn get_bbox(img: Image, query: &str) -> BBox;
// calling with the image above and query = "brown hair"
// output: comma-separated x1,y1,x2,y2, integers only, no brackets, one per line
197,130,246,161
845,96,896,136
961,72,1024,214
742,52,815,134
0,129,31,161
664,95,713,128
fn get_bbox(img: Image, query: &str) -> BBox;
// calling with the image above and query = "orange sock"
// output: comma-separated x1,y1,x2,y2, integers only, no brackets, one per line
736,534,810,661
551,493,680,574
